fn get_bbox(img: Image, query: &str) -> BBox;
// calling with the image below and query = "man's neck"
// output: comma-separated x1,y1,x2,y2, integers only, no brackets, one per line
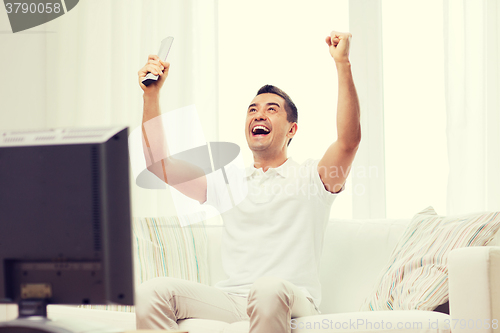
252,153,288,172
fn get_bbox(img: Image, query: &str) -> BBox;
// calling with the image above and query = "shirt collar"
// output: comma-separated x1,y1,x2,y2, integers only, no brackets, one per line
245,157,296,178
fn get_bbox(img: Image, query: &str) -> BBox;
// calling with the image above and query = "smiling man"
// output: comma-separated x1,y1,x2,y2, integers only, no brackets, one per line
136,30,361,333
246,87,297,161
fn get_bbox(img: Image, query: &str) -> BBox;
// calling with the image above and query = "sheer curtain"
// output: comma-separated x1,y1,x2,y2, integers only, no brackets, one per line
348,0,500,218
443,0,500,215
42,0,218,218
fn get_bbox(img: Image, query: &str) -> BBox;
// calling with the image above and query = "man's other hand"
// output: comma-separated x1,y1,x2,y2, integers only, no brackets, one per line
138,55,170,93
325,31,352,64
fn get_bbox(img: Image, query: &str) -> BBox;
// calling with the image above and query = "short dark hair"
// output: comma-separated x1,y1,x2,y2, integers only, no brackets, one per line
256,85,298,146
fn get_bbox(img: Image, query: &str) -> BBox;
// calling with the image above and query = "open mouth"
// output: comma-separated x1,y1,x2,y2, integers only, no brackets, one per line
251,125,271,137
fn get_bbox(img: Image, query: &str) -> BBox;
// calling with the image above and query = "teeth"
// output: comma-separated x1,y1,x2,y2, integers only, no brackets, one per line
252,125,270,133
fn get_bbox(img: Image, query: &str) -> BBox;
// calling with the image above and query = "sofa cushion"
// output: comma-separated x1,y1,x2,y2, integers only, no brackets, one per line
176,311,451,333
319,219,409,313
177,318,237,333
292,310,450,333
360,207,500,311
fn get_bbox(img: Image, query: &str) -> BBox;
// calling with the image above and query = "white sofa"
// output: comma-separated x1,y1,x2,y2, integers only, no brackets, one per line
1,218,499,333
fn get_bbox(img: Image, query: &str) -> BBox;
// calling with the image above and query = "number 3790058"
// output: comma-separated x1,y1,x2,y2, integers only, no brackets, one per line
5,2,62,14
444,319,498,330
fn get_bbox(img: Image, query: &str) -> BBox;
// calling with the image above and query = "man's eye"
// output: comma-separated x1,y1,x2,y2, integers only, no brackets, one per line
249,109,256,113
268,108,276,112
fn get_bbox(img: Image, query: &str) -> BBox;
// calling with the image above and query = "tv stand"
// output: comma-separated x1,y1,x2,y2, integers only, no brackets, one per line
0,300,123,333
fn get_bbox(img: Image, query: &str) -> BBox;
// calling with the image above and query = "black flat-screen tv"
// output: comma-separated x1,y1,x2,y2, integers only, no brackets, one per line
0,126,134,331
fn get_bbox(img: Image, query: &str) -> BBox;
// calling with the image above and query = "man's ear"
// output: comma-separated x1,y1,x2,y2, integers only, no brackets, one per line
287,123,298,140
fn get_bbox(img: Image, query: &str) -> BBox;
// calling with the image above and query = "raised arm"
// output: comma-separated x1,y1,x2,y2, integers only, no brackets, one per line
318,31,361,193
138,56,207,203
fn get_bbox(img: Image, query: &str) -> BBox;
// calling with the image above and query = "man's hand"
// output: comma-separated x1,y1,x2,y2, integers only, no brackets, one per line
138,55,170,93
325,31,352,64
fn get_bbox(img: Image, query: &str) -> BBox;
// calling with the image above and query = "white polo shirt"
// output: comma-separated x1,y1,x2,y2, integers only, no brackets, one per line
204,157,340,308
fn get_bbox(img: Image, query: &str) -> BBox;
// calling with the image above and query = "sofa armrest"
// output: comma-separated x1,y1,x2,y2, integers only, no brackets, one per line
448,246,500,333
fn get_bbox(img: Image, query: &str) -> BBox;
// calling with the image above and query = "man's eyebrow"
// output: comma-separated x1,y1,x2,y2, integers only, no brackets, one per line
247,102,281,109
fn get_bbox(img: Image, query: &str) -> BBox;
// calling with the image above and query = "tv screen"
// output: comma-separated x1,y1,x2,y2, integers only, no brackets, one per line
0,127,134,307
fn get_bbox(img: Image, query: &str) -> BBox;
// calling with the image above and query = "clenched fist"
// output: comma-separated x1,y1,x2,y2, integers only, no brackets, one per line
326,31,352,64
138,55,170,93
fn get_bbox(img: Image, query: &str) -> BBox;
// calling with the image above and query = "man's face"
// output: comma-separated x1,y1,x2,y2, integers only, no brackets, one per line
245,93,295,153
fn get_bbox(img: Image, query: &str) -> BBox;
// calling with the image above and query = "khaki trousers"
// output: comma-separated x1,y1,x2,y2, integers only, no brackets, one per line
135,276,318,333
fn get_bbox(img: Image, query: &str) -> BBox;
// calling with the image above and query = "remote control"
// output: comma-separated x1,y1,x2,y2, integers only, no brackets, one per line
142,36,174,86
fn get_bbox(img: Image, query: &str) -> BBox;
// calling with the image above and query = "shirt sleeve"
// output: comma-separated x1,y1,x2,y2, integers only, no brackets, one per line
308,159,344,205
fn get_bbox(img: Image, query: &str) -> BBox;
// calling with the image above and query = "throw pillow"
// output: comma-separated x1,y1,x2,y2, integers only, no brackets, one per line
133,214,210,286
489,231,500,246
360,206,500,311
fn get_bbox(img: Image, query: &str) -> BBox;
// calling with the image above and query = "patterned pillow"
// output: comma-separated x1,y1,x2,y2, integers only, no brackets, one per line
360,206,500,311
489,231,500,246
133,215,209,286
81,214,209,312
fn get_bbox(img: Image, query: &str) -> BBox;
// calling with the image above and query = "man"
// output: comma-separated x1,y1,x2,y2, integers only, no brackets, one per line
135,30,360,333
